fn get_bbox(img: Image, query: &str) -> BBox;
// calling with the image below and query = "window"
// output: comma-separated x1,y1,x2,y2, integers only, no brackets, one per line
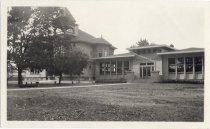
168,58,176,73
142,50,145,54
157,49,161,52
117,61,122,75
98,49,103,57
105,62,110,75
99,62,105,75
153,49,157,53
104,49,108,56
194,57,202,72
147,49,151,53
140,63,146,66
177,58,184,73
147,62,154,65
30,68,39,75
124,61,130,71
111,61,116,75
185,57,193,72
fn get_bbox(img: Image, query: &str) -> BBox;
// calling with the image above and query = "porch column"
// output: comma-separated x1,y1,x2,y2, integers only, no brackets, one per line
103,61,105,76
122,60,124,76
141,66,143,78
175,58,177,80
116,60,118,76
184,56,186,79
193,56,195,79
202,56,204,79
110,60,111,76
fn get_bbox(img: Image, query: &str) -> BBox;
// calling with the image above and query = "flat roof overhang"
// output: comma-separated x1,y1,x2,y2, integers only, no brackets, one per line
157,50,204,55
91,55,136,60
127,45,177,51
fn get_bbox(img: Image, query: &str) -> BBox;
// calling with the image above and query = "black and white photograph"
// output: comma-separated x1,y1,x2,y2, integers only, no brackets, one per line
1,0,209,128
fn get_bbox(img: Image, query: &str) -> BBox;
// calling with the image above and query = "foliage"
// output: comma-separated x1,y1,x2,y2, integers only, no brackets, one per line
50,48,89,84
170,44,174,48
136,38,150,47
7,7,34,84
7,7,77,84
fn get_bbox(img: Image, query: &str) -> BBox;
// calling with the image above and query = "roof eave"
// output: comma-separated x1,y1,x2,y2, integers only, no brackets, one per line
127,45,177,51
92,55,135,60
157,50,204,55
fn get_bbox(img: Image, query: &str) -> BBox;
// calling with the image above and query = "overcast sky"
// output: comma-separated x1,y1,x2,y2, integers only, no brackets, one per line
67,0,204,54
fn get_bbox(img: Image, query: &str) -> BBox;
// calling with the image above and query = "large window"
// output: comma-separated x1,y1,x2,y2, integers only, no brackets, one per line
104,49,108,56
168,58,176,73
105,62,110,75
98,49,103,57
185,57,193,72
177,58,184,73
194,56,202,72
111,61,116,75
99,62,105,75
117,61,122,75
124,61,130,71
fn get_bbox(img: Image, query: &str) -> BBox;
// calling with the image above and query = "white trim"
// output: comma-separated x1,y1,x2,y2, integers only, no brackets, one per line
92,55,136,60
127,45,177,50
157,50,204,55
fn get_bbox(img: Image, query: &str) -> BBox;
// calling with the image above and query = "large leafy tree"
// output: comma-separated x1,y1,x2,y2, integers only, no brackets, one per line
7,7,34,84
8,7,88,85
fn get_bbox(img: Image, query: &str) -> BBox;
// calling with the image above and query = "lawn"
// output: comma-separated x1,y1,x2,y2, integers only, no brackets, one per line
7,82,204,121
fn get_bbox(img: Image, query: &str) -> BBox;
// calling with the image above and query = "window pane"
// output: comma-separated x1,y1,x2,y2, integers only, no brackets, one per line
195,65,202,72
168,58,175,65
105,62,110,75
111,62,116,75
140,63,146,66
185,57,193,64
177,65,184,72
194,57,202,64
169,65,176,73
117,61,122,74
177,58,184,64
147,62,154,65
98,53,102,57
99,62,104,75
186,65,193,72
124,61,129,71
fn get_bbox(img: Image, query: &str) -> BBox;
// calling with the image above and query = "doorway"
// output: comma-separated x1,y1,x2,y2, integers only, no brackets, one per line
140,62,154,78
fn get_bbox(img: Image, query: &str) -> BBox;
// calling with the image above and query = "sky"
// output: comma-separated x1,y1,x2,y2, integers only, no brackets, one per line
67,0,204,54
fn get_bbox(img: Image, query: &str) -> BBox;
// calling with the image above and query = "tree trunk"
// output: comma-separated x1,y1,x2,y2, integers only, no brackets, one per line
77,74,80,84
18,67,23,85
59,74,62,84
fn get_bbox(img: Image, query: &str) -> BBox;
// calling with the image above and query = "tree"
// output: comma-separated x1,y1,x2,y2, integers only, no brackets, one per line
7,7,34,85
170,44,174,48
8,7,75,85
136,39,150,47
49,48,89,84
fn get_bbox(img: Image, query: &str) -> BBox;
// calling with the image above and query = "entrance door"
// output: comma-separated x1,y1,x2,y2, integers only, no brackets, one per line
140,66,153,78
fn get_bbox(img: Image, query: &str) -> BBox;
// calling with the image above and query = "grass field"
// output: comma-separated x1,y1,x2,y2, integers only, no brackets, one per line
7,82,204,121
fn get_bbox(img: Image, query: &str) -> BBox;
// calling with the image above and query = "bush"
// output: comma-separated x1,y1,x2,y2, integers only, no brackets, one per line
95,78,127,83
19,82,39,88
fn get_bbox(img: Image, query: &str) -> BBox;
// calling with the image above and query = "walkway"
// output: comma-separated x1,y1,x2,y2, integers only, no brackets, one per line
7,83,134,92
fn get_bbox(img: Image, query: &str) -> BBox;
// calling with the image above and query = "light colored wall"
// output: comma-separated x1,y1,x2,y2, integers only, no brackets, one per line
155,60,162,75
25,69,46,78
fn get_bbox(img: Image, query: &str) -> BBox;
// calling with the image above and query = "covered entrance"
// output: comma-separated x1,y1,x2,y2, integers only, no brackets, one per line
140,62,154,78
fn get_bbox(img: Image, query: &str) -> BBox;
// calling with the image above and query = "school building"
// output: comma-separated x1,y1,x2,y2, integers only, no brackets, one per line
20,8,204,83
